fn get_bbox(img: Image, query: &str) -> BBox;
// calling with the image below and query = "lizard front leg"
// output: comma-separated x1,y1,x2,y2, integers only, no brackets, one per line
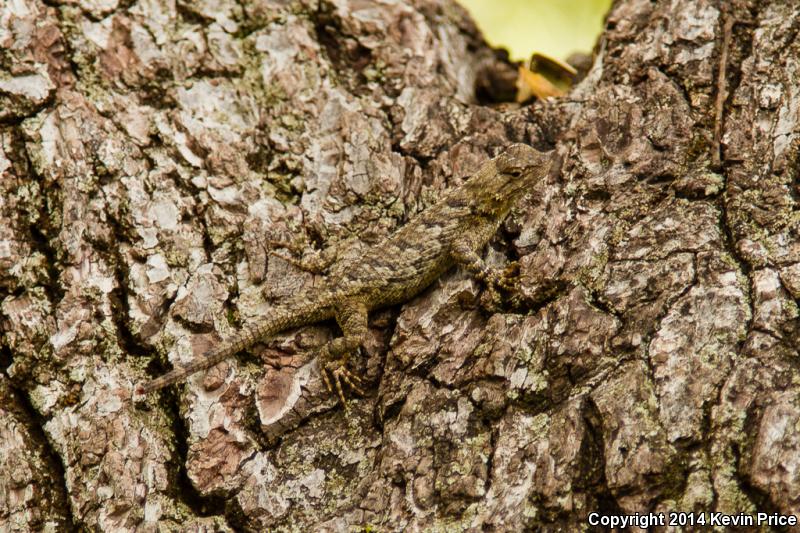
451,241,513,301
318,299,368,405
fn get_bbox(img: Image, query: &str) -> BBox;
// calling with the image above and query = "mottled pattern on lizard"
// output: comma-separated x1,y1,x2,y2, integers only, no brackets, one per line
136,144,553,403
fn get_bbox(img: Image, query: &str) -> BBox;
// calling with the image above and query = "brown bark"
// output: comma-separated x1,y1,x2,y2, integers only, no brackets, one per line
1,0,799,530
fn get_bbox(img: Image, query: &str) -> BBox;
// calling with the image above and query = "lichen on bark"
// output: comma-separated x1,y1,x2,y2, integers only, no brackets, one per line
2,0,800,530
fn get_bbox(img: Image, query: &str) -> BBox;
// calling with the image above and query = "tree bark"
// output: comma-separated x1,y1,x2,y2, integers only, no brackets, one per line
1,0,799,530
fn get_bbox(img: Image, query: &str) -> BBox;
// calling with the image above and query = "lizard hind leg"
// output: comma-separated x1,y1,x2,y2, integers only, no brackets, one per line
268,239,335,274
318,300,369,406
269,235,364,275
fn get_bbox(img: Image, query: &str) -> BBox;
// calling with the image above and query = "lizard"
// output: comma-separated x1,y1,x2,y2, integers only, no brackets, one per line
135,143,553,404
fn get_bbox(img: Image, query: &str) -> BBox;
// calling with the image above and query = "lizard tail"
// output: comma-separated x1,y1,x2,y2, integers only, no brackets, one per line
136,299,334,395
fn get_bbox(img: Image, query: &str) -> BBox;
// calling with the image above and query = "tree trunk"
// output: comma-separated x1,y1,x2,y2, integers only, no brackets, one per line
2,0,799,530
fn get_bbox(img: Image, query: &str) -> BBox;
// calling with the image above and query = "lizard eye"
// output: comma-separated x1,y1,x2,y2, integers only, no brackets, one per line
509,169,523,177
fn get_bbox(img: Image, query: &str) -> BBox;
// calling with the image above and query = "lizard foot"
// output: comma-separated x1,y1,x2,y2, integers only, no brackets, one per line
495,261,520,291
484,262,520,292
480,285,503,312
320,358,365,407
480,262,521,310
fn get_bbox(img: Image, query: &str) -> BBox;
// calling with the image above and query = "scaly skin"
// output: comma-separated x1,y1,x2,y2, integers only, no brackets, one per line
136,144,553,403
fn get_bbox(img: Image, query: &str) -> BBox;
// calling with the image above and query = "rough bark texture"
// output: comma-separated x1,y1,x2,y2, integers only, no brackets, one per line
1,0,799,530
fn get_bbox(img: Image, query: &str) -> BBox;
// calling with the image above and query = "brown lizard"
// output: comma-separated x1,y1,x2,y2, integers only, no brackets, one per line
136,143,553,403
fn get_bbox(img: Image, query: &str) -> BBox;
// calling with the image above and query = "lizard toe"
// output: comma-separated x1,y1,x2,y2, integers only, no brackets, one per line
332,372,348,407
321,367,335,395
321,358,365,404
337,368,365,396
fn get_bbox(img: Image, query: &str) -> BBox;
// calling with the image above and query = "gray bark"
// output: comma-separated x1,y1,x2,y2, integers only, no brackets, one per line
1,0,799,530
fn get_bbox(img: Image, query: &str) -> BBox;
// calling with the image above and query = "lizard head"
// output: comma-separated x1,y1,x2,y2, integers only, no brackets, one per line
467,143,553,217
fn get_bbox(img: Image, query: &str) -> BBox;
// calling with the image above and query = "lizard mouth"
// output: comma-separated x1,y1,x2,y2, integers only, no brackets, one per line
502,176,532,196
